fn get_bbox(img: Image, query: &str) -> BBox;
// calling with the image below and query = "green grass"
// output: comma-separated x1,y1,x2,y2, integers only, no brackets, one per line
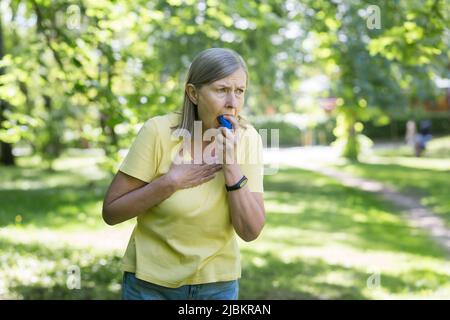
334,158,450,227
0,151,110,230
0,152,132,299
0,236,123,299
239,167,449,299
1,151,449,299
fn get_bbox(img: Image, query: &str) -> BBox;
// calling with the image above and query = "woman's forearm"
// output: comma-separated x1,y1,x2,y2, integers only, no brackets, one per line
224,164,265,242
103,174,177,225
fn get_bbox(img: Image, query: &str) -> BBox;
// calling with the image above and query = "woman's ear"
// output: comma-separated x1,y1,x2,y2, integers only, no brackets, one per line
185,84,198,105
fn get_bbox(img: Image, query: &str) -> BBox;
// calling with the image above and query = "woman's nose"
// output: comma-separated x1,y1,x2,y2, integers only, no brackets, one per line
225,92,237,108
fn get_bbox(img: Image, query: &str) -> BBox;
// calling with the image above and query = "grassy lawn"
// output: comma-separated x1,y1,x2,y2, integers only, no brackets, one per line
240,167,449,299
373,135,450,159
335,140,450,227
1,151,449,299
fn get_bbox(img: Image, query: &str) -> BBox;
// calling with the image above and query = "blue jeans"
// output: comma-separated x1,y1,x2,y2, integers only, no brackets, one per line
121,272,239,300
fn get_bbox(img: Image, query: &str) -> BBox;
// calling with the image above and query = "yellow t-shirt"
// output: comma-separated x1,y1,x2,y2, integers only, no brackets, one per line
119,112,264,288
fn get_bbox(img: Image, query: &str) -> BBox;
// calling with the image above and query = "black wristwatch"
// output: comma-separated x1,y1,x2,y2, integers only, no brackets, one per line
225,175,248,192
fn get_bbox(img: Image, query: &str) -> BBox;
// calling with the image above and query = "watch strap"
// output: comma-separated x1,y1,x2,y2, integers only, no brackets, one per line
225,175,248,191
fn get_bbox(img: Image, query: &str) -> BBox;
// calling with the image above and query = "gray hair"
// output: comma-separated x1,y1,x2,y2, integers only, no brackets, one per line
176,48,249,134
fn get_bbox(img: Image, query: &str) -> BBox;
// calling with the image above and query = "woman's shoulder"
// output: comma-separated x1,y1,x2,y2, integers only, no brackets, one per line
238,118,261,141
142,112,181,133
139,112,181,147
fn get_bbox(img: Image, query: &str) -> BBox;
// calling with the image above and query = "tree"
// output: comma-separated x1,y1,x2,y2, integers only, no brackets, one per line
0,7,15,165
302,0,449,160
0,0,447,167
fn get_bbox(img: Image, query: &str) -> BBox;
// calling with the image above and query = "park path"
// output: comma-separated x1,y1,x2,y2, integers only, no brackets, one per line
263,146,450,255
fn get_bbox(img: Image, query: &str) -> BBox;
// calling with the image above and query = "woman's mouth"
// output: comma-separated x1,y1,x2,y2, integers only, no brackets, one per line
216,114,235,129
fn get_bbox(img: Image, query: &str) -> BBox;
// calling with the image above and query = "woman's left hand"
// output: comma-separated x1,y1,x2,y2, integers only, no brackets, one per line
215,115,240,165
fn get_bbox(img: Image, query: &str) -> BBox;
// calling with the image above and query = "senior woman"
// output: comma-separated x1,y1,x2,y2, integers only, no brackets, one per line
102,48,265,300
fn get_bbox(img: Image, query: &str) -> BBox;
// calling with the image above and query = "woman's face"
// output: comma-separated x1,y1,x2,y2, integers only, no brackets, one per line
187,68,247,131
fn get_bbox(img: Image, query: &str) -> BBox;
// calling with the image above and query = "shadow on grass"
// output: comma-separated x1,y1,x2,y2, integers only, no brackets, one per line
2,236,368,300
239,250,368,299
0,237,122,299
0,162,112,229
262,167,446,258
0,184,110,229
335,162,450,224
1,163,448,299
2,235,448,300
378,268,450,294
239,249,450,299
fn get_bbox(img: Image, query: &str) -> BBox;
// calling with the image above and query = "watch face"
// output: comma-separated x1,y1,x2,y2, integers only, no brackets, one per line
240,178,248,187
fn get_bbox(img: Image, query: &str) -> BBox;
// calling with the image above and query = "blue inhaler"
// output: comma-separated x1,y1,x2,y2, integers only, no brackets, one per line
217,115,233,129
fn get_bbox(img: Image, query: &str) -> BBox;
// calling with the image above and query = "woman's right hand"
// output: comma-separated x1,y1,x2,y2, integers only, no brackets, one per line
166,161,222,190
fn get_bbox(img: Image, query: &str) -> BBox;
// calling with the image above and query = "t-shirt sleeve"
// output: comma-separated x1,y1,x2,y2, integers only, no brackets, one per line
118,119,160,183
239,128,264,193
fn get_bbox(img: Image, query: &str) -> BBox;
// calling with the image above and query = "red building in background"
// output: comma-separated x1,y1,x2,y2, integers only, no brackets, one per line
424,86,450,112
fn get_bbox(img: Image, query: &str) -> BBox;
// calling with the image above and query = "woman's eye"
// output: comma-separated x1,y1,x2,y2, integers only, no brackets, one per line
218,88,227,92
236,89,244,95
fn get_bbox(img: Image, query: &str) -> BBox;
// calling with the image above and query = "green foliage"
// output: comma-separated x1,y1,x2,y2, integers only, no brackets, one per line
0,0,448,163
0,0,305,167
302,0,449,159
253,119,302,146
252,114,336,146
363,112,450,140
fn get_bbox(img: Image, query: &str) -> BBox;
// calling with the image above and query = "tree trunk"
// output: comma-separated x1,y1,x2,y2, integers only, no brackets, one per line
42,94,62,170
0,12,16,166
340,111,359,162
